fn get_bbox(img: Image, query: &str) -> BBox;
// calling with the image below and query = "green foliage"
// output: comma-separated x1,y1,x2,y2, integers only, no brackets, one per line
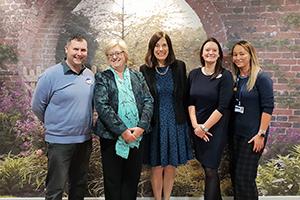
0,44,18,66
174,160,204,196
87,138,104,196
257,145,300,195
0,112,22,155
0,80,45,155
0,153,47,196
252,39,290,49
287,45,300,52
282,13,300,28
173,158,232,197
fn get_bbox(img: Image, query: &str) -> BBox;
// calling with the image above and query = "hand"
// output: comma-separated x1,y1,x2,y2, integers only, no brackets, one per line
248,134,265,153
194,125,212,142
121,129,136,143
129,127,144,138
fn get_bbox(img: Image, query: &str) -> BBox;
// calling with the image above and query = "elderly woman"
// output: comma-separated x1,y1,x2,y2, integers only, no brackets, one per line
94,38,153,200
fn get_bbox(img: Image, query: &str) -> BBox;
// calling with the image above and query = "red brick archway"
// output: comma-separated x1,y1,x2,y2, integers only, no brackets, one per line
185,0,227,43
0,0,299,136
0,0,227,83
7,0,82,86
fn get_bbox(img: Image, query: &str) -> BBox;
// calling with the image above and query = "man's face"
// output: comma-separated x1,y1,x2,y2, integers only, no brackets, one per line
65,39,88,68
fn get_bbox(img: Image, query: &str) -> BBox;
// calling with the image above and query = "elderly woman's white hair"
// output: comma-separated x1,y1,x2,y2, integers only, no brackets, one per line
105,38,129,63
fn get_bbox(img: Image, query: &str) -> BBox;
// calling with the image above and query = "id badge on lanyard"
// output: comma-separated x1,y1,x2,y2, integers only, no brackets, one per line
234,103,244,114
234,77,245,114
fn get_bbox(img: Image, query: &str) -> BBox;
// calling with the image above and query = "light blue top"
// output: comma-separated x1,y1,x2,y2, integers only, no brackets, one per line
109,67,141,159
31,61,94,144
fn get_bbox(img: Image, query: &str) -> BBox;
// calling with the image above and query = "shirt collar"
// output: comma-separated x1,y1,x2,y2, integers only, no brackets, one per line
62,60,86,75
109,66,128,76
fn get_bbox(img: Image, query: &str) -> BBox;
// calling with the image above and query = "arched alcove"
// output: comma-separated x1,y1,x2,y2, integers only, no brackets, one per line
13,0,227,86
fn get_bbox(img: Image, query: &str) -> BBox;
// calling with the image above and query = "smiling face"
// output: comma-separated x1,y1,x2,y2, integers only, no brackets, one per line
107,45,126,70
232,44,251,72
65,39,88,69
201,41,220,65
154,37,169,66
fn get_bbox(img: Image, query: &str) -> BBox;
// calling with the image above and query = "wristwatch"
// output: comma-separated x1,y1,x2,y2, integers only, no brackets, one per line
258,129,266,138
200,124,209,132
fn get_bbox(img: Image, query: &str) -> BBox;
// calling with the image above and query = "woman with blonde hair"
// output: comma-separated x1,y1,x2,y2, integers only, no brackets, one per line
230,40,274,200
94,38,153,200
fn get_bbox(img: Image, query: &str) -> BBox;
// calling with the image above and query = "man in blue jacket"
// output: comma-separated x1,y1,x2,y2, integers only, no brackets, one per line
31,34,94,200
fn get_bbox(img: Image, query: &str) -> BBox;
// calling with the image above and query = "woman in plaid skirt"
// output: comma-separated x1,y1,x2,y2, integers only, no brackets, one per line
230,40,274,200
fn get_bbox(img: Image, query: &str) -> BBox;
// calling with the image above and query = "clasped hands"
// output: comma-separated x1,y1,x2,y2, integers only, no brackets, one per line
194,124,212,142
121,127,144,143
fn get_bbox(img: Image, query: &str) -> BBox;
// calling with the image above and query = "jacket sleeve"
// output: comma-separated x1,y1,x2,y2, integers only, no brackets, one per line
31,72,52,123
179,61,189,108
136,72,154,131
94,72,128,137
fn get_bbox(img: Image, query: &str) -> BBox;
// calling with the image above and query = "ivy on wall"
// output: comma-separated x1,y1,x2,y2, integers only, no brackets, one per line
282,13,300,28
0,44,18,67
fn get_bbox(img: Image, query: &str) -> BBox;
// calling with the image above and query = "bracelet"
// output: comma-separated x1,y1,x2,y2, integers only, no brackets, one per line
258,129,266,134
258,129,266,138
200,124,209,132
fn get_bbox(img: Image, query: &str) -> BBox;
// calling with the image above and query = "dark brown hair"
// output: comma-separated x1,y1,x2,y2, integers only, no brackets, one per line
145,31,176,68
66,33,87,46
199,37,224,78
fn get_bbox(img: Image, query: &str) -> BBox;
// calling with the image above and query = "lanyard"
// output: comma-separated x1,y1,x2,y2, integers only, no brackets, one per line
235,76,246,106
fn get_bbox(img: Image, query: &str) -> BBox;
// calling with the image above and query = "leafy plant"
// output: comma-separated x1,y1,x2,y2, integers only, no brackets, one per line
0,80,44,156
257,145,300,195
0,153,47,196
262,130,300,161
173,156,232,197
174,160,204,196
0,112,22,155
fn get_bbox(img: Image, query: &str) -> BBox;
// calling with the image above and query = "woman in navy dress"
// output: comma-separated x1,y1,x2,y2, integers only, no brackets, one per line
188,38,233,200
140,31,193,200
230,40,274,200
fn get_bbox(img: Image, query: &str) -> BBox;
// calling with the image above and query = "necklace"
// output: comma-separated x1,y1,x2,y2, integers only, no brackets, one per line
155,66,169,75
201,67,214,76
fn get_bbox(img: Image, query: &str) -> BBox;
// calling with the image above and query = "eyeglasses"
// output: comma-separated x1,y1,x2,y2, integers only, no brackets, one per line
107,51,124,58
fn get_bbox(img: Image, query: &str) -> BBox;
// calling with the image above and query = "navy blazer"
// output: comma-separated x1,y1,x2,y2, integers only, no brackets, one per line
140,59,188,126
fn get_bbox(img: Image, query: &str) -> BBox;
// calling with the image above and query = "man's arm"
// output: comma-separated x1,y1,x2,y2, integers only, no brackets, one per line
31,73,52,122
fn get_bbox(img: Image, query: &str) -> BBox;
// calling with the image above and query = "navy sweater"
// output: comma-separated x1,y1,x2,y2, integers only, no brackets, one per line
232,71,274,139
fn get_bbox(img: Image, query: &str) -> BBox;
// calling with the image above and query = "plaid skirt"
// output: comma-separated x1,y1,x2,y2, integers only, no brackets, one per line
231,134,263,200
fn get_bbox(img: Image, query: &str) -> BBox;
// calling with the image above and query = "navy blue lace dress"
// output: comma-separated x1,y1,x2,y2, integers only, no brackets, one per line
148,67,193,167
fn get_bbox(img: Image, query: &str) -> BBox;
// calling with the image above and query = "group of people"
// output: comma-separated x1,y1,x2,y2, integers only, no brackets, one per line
31,31,274,200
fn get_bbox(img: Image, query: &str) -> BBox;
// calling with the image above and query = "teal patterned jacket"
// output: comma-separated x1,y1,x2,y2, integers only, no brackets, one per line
94,68,154,139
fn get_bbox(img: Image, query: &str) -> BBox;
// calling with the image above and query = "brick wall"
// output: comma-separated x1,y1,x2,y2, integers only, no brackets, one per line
186,0,300,136
0,0,80,84
0,0,299,135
